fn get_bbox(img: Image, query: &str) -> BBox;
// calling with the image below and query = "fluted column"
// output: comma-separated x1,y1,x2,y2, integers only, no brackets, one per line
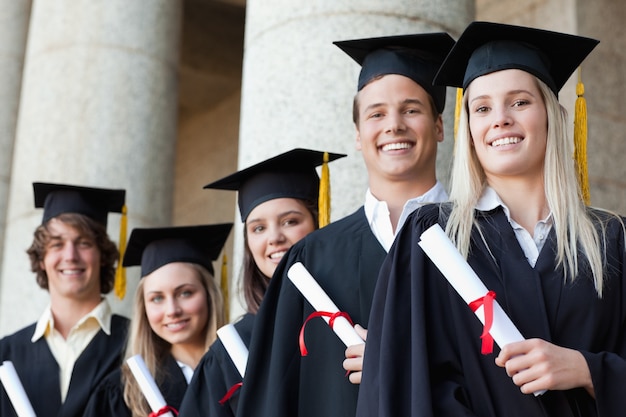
0,0,182,335
0,0,31,291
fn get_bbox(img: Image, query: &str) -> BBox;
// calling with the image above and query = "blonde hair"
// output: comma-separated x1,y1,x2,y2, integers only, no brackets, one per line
122,263,224,416
446,75,612,296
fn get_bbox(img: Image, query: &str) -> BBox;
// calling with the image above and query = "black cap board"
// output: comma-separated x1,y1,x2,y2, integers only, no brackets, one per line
433,21,599,95
333,33,455,113
122,223,233,277
33,182,126,227
204,148,346,222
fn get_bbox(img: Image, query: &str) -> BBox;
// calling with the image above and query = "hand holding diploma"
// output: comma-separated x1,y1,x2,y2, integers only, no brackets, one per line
287,262,364,350
343,324,368,385
418,224,545,395
126,355,176,417
0,361,36,417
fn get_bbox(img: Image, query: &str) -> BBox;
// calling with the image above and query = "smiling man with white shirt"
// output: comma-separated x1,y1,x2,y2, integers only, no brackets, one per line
235,32,453,417
0,182,129,417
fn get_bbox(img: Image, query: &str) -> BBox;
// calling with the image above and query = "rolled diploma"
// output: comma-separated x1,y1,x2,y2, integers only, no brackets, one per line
126,354,174,417
418,224,524,346
288,262,364,347
0,361,36,417
418,224,545,395
217,323,248,377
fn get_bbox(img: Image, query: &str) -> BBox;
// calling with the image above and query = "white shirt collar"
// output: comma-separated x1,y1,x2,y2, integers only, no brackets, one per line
31,298,112,342
364,181,448,252
475,186,553,267
177,361,194,384
475,186,552,223
475,186,504,213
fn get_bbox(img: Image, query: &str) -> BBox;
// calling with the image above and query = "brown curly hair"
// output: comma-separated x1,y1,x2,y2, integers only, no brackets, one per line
26,212,120,294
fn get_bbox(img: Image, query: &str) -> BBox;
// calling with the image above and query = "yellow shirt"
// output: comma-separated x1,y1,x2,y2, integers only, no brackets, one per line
31,299,112,402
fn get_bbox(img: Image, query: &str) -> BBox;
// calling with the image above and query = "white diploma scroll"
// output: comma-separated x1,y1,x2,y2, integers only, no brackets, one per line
418,224,545,395
217,323,248,377
287,262,364,347
418,224,525,346
126,354,175,417
0,361,36,417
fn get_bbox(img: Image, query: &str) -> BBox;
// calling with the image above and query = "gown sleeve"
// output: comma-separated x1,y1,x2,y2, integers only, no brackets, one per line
356,204,452,417
234,245,306,417
82,369,131,417
179,314,254,417
579,214,626,416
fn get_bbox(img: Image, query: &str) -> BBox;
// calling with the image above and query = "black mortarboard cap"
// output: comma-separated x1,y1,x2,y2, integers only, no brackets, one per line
433,21,599,95
122,223,233,277
34,182,126,227
204,148,346,222
333,33,455,113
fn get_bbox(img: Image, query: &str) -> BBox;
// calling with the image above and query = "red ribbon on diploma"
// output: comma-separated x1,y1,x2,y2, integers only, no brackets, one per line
148,405,178,417
468,290,496,354
299,311,354,356
219,382,243,405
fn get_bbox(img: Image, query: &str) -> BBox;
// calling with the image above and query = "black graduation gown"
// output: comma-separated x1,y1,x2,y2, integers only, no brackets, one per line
0,314,129,417
178,313,255,417
357,204,626,417
236,208,387,417
82,353,189,417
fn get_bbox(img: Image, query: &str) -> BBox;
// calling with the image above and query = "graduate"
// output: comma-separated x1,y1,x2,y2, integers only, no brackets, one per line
357,21,626,417
234,33,454,417
0,182,130,417
178,148,345,417
82,223,232,417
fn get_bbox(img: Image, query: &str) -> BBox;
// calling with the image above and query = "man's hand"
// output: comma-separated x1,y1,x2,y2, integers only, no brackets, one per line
343,324,368,384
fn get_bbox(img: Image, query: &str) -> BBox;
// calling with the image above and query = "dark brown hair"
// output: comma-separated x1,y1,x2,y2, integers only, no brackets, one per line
26,212,119,294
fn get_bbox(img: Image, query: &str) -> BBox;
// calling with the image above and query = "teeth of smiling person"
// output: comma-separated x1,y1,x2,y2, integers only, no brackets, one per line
270,251,287,260
166,321,187,330
381,142,412,151
61,269,82,275
491,137,521,147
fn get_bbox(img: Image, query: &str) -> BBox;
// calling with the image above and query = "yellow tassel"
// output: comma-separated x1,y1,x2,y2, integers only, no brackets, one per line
574,68,590,205
221,254,229,323
453,87,463,141
318,152,330,228
114,204,128,299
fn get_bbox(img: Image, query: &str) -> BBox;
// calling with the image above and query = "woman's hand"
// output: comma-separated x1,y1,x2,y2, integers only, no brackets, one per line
495,338,594,397
343,324,368,384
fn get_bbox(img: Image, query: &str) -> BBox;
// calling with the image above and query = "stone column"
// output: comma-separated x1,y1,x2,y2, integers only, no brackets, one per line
0,0,182,335
0,1,31,288
229,0,474,317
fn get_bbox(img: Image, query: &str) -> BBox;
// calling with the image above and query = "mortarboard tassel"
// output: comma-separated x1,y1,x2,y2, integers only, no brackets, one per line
453,87,463,141
221,254,229,323
574,68,590,205
318,152,331,228
114,204,128,299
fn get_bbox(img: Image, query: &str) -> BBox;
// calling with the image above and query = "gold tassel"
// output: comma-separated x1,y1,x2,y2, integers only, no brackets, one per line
221,254,229,323
318,152,330,228
574,68,590,205
453,87,463,141
114,204,128,299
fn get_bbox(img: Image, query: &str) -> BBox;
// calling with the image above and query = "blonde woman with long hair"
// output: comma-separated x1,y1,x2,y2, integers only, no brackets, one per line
83,224,231,417
358,22,626,417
